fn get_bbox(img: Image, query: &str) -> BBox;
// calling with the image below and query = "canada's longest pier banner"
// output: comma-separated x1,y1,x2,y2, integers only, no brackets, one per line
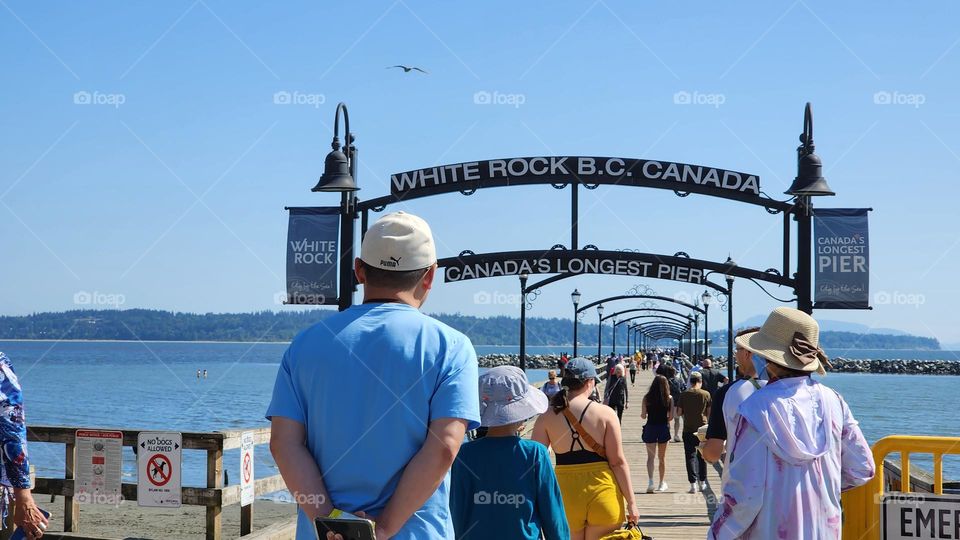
391,156,761,198
814,208,871,309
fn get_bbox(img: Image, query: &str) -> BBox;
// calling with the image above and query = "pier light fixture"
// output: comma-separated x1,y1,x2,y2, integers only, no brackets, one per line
786,103,834,197
313,102,359,192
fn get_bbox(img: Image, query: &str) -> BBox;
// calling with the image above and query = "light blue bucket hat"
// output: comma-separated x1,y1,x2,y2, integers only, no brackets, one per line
478,366,549,428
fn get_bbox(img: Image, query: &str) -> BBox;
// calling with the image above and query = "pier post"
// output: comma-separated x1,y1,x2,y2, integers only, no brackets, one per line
64,441,79,532
206,447,223,540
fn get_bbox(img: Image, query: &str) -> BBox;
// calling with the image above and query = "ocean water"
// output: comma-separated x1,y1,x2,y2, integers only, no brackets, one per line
1,340,957,495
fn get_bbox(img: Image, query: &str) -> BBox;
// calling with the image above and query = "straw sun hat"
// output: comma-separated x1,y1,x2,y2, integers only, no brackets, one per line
734,307,830,375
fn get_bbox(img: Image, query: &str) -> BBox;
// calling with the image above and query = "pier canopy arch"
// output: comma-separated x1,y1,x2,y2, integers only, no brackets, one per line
608,308,695,324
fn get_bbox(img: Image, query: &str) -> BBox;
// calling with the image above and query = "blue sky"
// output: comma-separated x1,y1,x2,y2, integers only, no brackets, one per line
2,1,960,343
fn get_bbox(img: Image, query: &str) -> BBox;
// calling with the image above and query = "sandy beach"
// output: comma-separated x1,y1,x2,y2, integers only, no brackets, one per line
41,496,296,539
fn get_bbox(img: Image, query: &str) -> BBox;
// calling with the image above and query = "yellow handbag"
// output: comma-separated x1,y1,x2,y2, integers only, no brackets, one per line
598,522,652,540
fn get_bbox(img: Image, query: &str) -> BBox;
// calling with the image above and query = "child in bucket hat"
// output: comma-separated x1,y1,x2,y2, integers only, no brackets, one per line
450,367,570,539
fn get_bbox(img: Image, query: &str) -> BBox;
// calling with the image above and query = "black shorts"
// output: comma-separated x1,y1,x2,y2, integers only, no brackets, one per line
642,423,671,444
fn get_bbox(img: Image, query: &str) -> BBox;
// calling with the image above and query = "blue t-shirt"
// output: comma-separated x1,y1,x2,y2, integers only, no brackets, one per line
450,437,569,540
265,302,481,540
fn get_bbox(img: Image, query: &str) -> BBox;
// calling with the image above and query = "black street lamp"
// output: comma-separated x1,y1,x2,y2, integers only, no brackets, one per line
313,102,360,312
597,304,605,363
786,102,835,314
571,289,581,356
692,309,699,361
519,273,529,372
724,256,736,382
612,315,617,355
701,289,712,357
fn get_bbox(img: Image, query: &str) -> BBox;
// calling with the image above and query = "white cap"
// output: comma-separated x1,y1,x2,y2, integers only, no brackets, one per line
360,211,437,272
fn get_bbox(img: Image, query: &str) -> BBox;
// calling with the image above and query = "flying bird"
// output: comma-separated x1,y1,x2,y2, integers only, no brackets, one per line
387,65,429,74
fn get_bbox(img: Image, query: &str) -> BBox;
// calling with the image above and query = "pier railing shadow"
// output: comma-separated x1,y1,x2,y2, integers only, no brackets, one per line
18,425,284,540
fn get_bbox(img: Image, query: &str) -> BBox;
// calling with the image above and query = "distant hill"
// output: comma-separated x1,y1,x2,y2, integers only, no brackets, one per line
737,315,911,337
0,309,940,350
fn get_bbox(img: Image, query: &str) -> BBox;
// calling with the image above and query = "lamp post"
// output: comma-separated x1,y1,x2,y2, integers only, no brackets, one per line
692,311,699,362
597,304,605,363
312,102,360,311
725,256,736,382
612,315,617,355
625,324,630,355
786,102,835,314
571,289,581,356
701,289,712,358
519,273,529,372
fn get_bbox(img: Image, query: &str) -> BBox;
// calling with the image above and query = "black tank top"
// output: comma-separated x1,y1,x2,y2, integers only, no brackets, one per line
555,401,606,465
645,395,669,424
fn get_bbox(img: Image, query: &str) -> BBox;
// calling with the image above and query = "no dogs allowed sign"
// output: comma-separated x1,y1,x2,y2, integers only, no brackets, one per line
137,432,182,508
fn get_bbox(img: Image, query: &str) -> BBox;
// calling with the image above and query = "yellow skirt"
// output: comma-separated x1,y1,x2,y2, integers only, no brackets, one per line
555,461,626,529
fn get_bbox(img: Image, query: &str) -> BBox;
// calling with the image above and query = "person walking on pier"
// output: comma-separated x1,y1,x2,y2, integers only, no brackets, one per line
0,352,49,539
701,327,764,469
699,358,723,397
451,366,569,540
532,358,639,540
663,365,685,443
267,212,480,540
676,372,711,493
541,370,562,399
640,374,673,493
628,355,638,385
603,364,628,423
708,308,875,540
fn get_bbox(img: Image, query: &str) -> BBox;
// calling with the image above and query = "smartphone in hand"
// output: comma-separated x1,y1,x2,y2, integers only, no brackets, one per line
10,507,51,540
314,516,376,540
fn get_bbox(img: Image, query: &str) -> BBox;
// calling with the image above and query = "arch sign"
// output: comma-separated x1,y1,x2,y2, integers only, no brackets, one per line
388,156,762,202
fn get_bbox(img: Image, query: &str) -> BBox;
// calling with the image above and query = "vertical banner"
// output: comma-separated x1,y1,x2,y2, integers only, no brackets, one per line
813,208,871,309
286,207,340,305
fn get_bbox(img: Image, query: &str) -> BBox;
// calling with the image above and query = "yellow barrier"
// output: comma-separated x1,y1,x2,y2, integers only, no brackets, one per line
842,435,960,540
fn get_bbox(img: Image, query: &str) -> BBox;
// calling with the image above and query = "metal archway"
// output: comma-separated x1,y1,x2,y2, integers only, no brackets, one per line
578,294,707,315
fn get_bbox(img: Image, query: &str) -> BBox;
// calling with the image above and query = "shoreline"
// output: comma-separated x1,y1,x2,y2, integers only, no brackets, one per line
478,354,960,376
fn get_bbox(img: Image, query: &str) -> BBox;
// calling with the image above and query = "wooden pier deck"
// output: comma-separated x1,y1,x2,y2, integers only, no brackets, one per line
597,367,716,539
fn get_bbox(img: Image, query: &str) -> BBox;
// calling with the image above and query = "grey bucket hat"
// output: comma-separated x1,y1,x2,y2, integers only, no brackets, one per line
478,366,549,428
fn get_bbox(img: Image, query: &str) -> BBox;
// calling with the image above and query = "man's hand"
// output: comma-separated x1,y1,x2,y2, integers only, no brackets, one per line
13,489,49,539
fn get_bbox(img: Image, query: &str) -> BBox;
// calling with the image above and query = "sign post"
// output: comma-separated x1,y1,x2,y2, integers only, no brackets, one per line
240,431,255,534
75,430,123,506
137,432,182,508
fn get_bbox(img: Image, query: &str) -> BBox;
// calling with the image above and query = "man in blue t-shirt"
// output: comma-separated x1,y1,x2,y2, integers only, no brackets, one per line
266,212,481,540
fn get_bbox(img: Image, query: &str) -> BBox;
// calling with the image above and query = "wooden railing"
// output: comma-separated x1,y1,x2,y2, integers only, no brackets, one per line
23,425,287,540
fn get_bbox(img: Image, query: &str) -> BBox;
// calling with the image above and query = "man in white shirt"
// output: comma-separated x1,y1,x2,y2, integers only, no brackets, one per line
700,327,764,470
